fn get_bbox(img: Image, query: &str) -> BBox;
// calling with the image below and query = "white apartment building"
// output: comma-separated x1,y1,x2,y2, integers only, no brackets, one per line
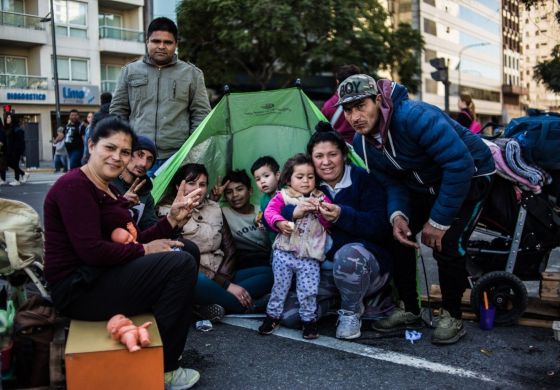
520,1,560,112
390,0,503,121
0,0,145,163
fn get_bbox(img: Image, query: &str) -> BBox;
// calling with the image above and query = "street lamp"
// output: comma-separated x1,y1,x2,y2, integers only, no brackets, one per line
457,42,490,96
40,0,61,130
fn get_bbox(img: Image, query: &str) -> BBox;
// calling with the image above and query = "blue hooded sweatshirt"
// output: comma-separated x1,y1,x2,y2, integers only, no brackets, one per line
353,80,495,227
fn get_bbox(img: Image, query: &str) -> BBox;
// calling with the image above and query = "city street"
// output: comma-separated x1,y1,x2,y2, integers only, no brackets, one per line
1,172,560,389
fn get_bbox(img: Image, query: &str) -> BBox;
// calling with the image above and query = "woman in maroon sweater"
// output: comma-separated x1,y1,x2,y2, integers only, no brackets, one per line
44,116,203,389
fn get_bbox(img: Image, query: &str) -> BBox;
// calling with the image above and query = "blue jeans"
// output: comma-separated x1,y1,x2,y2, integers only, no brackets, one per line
54,155,68,172
195,266,273,313
67,149,83,169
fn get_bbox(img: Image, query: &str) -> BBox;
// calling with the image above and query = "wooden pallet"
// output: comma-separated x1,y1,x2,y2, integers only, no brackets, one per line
421,284,559,329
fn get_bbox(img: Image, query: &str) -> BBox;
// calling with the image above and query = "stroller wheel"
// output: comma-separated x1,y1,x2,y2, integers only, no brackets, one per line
470,271,528,326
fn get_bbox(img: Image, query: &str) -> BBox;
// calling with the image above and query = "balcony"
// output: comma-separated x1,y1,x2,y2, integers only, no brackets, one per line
99,26,145,55
502,84,528,96
98,0,144,8
101,80,118,93
0,74,48,90
0,10,47,46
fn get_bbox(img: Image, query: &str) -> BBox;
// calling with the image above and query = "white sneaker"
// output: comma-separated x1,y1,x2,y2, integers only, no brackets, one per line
21,173,30,183
9,180,21,186
0,179,5,186
164,367,200,390
336,309,362,340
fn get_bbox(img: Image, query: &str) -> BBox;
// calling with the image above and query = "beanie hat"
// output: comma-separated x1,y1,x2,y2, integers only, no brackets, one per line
133,135,158,159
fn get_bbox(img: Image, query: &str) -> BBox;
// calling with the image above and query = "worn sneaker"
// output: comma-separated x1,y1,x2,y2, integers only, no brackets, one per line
21,173,30,183
258,315,280,335
194,304,225,322
302,320,319,340
371,307,422,333
431,309,466,345
8,180,21,186
336,310,362,339
164,367,200,390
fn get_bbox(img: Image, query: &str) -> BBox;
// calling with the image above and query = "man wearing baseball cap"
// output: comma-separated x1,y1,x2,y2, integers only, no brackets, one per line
339,74,495,344
112,135,160,230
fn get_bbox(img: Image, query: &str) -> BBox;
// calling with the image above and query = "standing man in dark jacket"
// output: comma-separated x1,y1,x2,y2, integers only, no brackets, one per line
110,17,211,176
62,109,84,169
112,135,159,231
338,74,495,345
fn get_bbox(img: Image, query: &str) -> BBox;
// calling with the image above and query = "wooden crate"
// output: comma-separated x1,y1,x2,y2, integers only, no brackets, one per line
65,314,163,390
540,272,560,303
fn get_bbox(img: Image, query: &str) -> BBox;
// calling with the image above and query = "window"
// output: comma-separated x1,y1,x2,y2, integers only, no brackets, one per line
99,13,122,39
54,0,87,38
423,0,435,5
425,78,438,94
101,64,121,92
55,56,88,81
424,49,437,63
0,55,27,88
1,0,24,26
424,18,437,36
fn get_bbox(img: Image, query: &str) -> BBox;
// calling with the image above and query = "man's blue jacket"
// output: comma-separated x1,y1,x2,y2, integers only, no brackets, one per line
353,81,495,227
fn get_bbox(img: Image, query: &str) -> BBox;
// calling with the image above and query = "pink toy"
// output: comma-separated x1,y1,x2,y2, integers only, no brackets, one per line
111,222,138,244
106,314,152,352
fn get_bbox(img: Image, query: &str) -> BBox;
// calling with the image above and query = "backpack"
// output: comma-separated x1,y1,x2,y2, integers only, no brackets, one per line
504,111,560,170
0,198,44,276
462,111,482,134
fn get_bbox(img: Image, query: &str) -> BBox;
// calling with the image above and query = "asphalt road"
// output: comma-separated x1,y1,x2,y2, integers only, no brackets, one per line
2,172,560,389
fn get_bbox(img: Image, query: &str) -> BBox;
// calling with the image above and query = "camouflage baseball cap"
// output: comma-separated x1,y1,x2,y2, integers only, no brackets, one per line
335,74,378,106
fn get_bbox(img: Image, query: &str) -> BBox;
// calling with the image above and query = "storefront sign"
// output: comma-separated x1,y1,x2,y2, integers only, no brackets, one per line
5,91,47,101
59,84,99,105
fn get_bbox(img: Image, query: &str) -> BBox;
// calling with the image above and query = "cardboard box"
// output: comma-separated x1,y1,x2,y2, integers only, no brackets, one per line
65,314,163,390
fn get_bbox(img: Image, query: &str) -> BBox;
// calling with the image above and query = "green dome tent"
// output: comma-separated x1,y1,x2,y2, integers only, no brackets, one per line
151,87,363,204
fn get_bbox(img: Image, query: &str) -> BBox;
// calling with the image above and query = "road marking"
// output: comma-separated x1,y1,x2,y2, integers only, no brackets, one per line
223,317,496,383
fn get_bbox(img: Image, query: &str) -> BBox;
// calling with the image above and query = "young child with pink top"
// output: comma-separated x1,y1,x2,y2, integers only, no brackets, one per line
258,153,331,339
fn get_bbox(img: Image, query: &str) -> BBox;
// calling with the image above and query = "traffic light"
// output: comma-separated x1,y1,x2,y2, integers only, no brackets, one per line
429,57,448,83
3,104,12,114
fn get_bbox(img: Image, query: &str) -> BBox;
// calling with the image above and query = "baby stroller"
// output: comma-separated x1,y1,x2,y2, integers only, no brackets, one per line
466,112,560,325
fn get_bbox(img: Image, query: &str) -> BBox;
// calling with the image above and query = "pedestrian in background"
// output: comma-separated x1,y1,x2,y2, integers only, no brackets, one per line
85,92,113,165
0,116,7,185
81,112,94,165
57,109,85,169
4,113,28,186
110,17,211,176
456,93,475,128
53,126,68,173
321,64,362,143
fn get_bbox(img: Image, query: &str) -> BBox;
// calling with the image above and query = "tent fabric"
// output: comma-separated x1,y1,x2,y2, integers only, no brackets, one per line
151,87,364,204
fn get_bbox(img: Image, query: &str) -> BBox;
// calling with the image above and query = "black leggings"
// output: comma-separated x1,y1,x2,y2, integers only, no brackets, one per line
7,155,25,180
52,248,199,372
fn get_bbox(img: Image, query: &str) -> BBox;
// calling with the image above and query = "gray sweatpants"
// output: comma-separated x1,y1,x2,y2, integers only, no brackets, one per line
280,243,392,328
266,249,320,322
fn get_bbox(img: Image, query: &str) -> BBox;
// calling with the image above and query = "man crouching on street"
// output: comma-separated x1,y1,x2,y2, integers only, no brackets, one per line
112,135,159,230
338,74,495,345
